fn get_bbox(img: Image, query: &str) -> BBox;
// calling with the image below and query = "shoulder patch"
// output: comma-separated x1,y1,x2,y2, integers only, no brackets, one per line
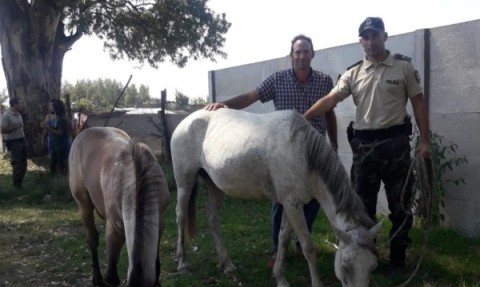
347,60,363,70
414,70,421,84
394,53,412,62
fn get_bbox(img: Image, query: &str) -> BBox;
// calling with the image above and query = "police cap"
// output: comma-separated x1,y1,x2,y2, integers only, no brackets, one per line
358,17,385,36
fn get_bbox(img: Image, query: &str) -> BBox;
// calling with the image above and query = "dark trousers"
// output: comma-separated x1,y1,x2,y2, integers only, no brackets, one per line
350,135,413,266
6,138,27,187
271,199,319,253
50,146,68,176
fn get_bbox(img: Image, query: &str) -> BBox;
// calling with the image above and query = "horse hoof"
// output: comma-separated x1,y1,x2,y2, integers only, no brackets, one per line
232,276,243,285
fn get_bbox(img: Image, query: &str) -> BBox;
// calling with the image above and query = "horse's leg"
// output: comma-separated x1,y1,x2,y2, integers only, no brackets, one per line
155,193,169,285
273,210,293,287
103,220,125,286
204,180,238,280
77,201,104,286
281,203,324,287
175,174,196,273
175,186,189,273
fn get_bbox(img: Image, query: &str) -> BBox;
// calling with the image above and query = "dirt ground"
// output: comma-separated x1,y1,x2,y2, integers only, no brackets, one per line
0,220,91,287
0,158,91,287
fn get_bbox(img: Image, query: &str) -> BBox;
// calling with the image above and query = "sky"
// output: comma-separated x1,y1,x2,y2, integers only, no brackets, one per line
1,0,479,101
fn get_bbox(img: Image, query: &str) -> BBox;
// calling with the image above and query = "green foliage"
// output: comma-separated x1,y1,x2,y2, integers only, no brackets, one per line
173,91,207,109
75,98,94,112
62,78,155,111
175,90,189,106
189,96,207,105
0,89,8,110
64,0,231,68
416,130,468,225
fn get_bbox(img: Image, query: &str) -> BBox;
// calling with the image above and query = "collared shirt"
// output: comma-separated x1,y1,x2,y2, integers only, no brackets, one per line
256,68,333,134
333,51,423,130
0,108,25,140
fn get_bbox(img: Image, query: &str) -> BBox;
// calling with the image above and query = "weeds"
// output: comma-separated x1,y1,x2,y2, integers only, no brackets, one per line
414,130,468,225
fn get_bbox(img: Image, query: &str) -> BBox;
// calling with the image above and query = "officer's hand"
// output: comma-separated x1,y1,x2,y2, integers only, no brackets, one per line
204,103,229,111
416,142,430,159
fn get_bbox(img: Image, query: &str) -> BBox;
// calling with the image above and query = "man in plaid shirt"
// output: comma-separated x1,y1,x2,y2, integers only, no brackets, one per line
205,34,337,268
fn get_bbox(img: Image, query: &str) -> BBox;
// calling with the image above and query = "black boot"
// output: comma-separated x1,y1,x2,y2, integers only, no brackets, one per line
388,246,406,276
389,248,406,268
13,180,22,189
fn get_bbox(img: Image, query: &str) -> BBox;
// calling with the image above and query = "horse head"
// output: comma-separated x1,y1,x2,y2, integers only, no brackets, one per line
333,222,382,287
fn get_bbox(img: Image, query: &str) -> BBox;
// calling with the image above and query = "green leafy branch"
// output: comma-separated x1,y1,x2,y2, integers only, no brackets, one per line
414,130,468,225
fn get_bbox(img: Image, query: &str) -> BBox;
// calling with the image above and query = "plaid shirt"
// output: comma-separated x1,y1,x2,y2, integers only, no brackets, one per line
256,68,333,134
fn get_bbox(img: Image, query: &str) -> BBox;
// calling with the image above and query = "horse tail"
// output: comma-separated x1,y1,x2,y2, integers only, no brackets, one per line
185,179,199,240
128,141,169,286
290,113,375,228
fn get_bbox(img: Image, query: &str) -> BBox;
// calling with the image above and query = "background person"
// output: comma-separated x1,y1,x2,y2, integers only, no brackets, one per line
205,34,338,268
41,99,56,157
0,97,27,188
75,106,88,135
304,17,430,272
41,99,70,176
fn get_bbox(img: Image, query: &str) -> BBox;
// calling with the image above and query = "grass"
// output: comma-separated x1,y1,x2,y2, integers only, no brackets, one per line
1,157,480,286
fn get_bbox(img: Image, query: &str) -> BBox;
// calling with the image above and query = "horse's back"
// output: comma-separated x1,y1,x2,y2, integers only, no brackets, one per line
69,127,133,216
172,109,296,155
70,127,131,179
171,109,309,198
69,127,130,169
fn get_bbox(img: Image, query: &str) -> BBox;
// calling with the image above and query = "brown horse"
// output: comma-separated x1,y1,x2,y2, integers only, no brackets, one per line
69,127,170,287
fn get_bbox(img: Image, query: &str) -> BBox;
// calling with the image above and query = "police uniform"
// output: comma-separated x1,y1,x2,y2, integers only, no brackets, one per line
334,51,422,130
333,50,423,267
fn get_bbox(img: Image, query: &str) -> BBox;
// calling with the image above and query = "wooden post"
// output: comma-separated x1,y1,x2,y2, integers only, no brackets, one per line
160,89,171,160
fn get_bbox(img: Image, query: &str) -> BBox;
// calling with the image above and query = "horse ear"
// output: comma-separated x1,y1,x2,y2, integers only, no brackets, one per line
368,220,383,239
333,226,352,244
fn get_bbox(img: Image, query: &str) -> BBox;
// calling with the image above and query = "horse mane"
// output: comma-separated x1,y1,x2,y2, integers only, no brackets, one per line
289,113,374,229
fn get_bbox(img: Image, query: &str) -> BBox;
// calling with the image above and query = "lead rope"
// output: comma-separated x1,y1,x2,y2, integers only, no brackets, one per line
372,153,435,287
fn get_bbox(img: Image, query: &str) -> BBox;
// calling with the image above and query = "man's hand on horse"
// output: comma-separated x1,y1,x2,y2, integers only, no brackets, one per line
204,103,229,111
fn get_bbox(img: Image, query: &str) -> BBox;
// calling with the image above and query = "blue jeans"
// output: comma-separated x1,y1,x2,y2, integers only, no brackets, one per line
271,199,320,252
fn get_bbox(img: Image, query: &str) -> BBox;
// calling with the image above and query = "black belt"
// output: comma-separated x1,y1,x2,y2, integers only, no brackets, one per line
5,138,25,143
354,124,406,141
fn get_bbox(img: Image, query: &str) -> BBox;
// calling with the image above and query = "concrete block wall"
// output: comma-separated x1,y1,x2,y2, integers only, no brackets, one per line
428,20,480,237
208,19,480,237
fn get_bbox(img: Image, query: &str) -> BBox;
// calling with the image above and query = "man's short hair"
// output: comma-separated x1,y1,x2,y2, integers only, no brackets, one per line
290,34,314,56
9,97,20,107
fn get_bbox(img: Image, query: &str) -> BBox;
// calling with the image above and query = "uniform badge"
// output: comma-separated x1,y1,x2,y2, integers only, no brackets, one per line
414,70,421,84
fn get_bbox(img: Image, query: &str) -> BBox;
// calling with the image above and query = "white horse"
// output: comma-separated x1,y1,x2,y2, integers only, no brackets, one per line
171,109,381,287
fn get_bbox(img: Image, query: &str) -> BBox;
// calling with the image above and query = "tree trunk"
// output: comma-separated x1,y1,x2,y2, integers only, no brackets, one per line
0,1,81,156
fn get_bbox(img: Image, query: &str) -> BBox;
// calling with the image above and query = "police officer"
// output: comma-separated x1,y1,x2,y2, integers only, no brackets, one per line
1,97,27,188
304,17,430,272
